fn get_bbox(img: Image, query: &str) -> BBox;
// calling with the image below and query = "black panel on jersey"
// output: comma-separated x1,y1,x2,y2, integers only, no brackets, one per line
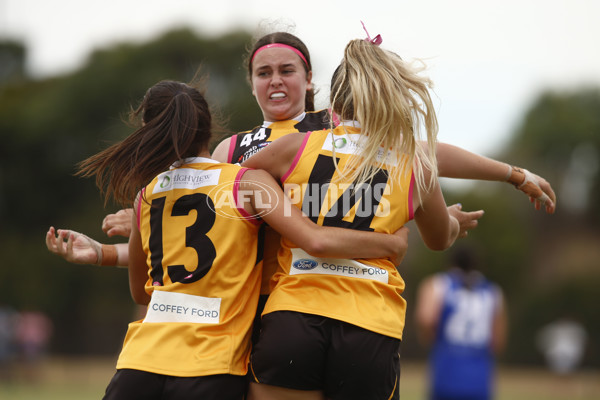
230,110,332,164
294,111,330,132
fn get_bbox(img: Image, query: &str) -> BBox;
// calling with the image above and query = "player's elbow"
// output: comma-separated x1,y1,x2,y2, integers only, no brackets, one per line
132,292,151,306
301,236,329,257
422,221,458,251
423,235,455,251
130,285,151,306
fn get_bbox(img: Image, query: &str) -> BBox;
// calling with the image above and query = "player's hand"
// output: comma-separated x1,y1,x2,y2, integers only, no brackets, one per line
447,204,484,238
390,226,410,267
102,208,134,237
507,166,556,214
46,226,101,265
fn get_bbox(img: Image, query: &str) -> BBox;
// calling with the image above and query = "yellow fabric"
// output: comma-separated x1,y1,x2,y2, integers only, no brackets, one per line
116,158,261,376
230,110,332,295
264,126,414,340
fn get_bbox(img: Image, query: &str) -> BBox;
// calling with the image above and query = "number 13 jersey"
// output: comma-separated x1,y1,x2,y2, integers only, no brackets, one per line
116,157,262,377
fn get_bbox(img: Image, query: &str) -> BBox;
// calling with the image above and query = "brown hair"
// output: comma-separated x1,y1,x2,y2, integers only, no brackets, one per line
245,32,315,111
77,80,213,207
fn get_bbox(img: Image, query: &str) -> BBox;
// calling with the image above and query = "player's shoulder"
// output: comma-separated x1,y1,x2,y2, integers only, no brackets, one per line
298,109,331,130
268,131,307,151
237,123,263,135
212,135,235,162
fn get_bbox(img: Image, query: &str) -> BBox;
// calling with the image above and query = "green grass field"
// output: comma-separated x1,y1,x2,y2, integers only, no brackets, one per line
1,357,599,400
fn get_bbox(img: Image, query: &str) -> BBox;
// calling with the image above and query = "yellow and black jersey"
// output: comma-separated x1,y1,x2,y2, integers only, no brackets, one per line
116,157,262,377
227,110,331,164
228,109,332,295
264,123,415,340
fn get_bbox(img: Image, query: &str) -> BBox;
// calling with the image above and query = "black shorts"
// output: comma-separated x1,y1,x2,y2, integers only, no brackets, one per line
103,369,247,400
251,294,269,346
249,311,401,400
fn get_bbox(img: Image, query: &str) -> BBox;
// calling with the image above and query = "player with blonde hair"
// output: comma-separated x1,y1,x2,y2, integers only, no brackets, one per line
243,35,480,400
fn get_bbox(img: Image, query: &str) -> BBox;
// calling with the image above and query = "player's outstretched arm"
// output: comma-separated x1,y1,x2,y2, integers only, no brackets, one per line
506,166,556,214
435,142,556,214
46,226,128,267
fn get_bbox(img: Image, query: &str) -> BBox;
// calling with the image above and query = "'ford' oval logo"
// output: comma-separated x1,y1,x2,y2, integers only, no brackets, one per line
293,259,318,270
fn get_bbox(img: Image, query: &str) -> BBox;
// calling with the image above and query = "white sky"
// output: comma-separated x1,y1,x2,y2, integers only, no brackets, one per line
2,0,600,157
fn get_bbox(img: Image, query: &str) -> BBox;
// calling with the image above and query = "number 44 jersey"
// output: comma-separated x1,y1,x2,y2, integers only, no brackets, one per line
116,157,262,377
264,123,415,341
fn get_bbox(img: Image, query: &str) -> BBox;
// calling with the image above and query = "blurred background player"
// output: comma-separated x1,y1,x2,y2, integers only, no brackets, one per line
415,244,508,400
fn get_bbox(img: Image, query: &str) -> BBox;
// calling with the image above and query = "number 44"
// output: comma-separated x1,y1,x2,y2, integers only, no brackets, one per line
240,128,267,147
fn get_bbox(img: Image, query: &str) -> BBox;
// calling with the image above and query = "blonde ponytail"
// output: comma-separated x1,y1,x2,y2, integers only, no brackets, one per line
330,39,438,200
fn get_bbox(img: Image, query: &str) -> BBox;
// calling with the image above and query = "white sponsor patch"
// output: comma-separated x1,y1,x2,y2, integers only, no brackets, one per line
143,290,221,324
322,132,400,166
152,169,221,194
289,248,388,284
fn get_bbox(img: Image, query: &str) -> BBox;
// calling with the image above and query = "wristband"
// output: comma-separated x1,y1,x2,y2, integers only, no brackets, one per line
100,244,118,266
506,165,546,202
504,164,512,181
506,165,526,187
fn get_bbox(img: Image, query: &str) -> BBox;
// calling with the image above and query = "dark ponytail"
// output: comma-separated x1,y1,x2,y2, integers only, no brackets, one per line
78,80,212,207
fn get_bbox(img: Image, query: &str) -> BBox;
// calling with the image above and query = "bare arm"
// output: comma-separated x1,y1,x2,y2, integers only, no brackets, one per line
413,167,460,250
128,199,151,305
241,133,305,181
241,169,408,263
211,135,234,163
436,142,510,181
413,163,484,250
46,226,128,267
435,142,556,213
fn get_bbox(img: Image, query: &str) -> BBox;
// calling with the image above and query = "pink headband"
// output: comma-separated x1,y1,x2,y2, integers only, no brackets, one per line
251,43,309,67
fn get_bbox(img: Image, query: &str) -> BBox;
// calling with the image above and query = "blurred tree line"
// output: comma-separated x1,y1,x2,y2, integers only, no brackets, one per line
0,28,598,368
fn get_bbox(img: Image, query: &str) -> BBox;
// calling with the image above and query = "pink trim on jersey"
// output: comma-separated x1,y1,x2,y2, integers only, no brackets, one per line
233,168,262,225
137,188,145,230
227,135,237,164
408,172,415,220
281,131,312,183
328,108,340,127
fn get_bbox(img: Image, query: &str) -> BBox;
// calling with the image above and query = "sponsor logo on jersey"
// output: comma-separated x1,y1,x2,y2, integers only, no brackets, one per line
289,248,389,283
292,258,318,270
144,290,222,324
153,169,221,194
236,146,260,164
334,137,347,149
160,175,171,189
322,132,400,166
